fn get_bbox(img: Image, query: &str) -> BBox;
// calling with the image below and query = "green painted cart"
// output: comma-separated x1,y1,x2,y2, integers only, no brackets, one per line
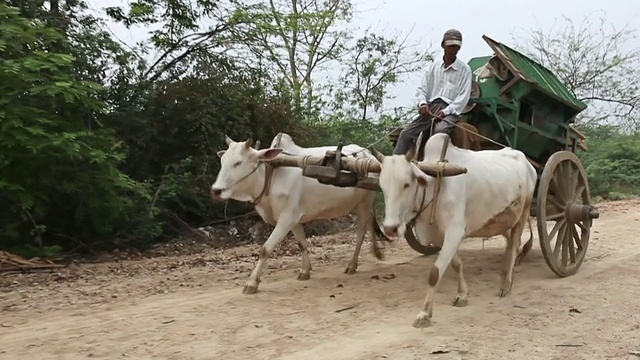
271,35,600,278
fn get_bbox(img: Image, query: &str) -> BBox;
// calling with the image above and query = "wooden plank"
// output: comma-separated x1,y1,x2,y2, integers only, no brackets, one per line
500,76,520,95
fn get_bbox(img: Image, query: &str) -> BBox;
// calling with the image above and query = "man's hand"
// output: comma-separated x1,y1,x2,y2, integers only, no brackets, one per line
433,110,445,120
419,104,429,115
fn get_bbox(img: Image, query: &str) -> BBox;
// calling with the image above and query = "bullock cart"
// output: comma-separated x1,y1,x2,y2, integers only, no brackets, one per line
267,35,600,278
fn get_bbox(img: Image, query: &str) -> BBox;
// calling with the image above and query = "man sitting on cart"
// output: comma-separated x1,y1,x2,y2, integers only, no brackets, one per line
393,28,473,159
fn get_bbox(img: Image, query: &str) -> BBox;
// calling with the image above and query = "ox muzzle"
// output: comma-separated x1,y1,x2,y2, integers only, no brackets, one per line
210,187,224,201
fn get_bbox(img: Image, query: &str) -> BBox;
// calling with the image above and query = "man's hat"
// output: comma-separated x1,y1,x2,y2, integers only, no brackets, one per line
442,29,462,47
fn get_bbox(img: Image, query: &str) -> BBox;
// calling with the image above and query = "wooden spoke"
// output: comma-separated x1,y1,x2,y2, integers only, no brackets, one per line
548,196,565,212
573,185,586,203
565,222,578,265
546,212,565,221
549,176,566,203
552,222,566,259
536,151,594,277
571,226,582,250
561,223,570,267
568,167,580,201
549,218,565,240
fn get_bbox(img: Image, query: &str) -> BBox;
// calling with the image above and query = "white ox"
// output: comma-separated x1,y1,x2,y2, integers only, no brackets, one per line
371,133,537,328
211,133,389,294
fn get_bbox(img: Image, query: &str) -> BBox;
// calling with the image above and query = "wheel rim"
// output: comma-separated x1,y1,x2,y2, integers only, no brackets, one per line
536,151,594,277
404,221,441,256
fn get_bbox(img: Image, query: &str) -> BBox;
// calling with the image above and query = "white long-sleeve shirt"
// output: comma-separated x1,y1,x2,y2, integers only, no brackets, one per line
416,57,472,116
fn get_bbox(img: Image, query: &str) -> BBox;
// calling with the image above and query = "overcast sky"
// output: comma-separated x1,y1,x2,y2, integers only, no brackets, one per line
91,0,640,112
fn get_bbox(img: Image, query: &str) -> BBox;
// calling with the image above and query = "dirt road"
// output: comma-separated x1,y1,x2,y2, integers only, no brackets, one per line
1,199,640,360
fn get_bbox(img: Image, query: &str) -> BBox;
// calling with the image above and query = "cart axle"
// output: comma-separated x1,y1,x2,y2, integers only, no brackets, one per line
567,204,599,222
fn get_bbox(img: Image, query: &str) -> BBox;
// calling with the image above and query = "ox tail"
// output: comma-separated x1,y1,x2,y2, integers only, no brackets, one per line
525,216,534,248
515,216,535,265
370,205,392,261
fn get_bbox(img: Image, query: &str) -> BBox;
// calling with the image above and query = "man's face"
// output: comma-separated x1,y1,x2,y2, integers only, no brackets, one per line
444,44,460,57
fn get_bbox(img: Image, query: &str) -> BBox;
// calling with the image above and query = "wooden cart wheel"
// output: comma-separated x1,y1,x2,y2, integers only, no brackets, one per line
536,151,599,277
404,222,441,256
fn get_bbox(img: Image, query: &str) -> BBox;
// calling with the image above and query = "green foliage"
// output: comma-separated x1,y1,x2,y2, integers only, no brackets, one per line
0,4,158,251
578,124,640,199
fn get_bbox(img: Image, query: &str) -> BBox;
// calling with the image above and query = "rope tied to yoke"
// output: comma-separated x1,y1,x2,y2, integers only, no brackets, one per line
429,135,451,224
301,154,312,167
354,157,373,178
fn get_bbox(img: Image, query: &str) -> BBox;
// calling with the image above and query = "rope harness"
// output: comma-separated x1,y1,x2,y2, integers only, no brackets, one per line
251,133,283,207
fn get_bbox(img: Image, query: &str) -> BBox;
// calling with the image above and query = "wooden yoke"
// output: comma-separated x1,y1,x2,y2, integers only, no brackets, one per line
267,144,468,191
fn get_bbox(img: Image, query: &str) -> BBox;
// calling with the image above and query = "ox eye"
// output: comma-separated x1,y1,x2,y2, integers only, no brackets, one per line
233,161,242,167
403,183,410,188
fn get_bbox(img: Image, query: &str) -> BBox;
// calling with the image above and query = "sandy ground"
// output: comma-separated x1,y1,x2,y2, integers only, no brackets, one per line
1,199,640,360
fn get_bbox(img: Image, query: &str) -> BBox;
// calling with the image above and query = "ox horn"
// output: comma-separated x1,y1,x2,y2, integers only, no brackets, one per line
244,137,253,148
254,140,261,149
405,144,417,162
417,161,468,177
371,148,385,164
224,134,234,145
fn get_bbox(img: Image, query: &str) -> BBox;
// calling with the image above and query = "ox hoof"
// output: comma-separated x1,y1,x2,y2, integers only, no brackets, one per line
412,314,432,329
242,284,258,294
297,272,311,281
452,295,468,307
344,266,357,275
497,284,512,297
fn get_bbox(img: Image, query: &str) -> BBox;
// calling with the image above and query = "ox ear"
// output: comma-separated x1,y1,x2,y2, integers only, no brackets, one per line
411,163,429,187
217,150,226,158
256,148,283,162
371,148,385,163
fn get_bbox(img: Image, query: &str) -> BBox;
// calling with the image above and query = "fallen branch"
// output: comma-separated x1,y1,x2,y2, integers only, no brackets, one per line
0,251,66,273
168,212,208,241
335,304,359,313
204,211,257,226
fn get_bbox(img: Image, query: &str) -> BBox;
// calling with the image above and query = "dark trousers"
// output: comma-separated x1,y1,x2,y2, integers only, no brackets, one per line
393,99,459,158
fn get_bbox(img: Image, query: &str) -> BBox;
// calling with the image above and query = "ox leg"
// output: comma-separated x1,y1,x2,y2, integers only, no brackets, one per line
498,218,526,297
450,254,469,307
413,226,465,329
243,217,296,294
291,224,312,280
345,203,371,274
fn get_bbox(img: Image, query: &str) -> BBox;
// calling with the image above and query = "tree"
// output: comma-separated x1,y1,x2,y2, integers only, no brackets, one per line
231,0,354,118
513,12,640,131
104,0,249,85
327,27,433,122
